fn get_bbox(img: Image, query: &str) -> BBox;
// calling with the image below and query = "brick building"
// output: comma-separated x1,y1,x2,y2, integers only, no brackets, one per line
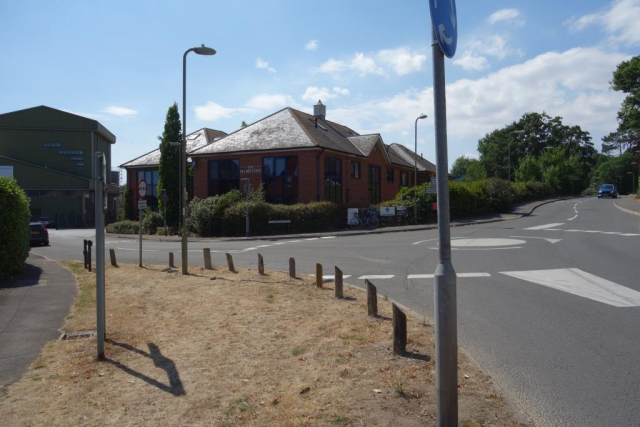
122,101,436,216
190,101,435,207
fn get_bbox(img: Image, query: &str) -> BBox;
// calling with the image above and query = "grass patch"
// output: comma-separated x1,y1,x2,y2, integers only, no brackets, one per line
292,346,304,356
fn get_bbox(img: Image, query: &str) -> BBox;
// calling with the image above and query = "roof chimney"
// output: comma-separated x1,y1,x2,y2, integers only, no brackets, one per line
314,100,326,120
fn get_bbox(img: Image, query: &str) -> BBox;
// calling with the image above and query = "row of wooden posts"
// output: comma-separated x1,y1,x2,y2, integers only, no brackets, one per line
106,247,409,356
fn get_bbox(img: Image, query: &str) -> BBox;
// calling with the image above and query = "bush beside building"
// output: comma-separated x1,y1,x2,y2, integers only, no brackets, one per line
0,177,30,277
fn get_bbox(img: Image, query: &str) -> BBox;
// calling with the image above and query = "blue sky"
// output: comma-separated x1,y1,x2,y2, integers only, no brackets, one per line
1,0,639,179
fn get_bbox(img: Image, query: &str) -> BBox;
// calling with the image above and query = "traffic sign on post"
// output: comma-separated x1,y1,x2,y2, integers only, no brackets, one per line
429,0,458,58
138,179,147,198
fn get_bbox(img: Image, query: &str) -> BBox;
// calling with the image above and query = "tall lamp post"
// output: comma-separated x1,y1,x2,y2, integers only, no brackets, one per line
182,44,216,275
508,130,525,182
414,113,427,223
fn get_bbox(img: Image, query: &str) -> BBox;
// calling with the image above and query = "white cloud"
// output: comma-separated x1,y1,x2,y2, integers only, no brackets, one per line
454,53,490,71
317,52,385,76
103,106,137,117
463,153,480,160
488,9,524,26
333,86,350,95
245,94,292,110
567,0,640,45
469,34,519,60
304,39,319,50
351,52,385,76
193,102,235,121
256,58,276,73
301,86,336,102
377,47,427,75
317,58,348,73
330,47,627,143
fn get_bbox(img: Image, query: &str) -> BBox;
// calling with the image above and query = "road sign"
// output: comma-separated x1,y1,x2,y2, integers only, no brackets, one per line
380,206,395,216
138,200,147,210
429,0,458,58
138,179,147,198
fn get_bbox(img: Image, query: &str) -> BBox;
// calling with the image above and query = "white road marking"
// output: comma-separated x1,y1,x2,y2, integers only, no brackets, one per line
621,233,640,236
510,236,562,244
115,247,158,252
413,237,465,245
432,247,523,251
310,275,352,280
408,274,434,279
408,273,491,279
567,215,578,221
358,275,395,280
321,236,337,239
286,240,302,243
256,244,272,248
272,242,287,245
451,238,526,247
524,223,565,230
500,268,640,307
457,272,492,278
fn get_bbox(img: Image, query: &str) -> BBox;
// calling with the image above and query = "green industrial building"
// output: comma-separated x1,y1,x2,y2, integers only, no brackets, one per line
0,106,118,227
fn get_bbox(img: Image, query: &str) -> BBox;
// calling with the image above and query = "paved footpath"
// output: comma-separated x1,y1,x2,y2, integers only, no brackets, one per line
0,254,76,394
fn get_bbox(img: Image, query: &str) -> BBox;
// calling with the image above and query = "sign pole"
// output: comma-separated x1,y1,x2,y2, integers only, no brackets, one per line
137,179,147,268
139,205,143,267
431,24,458,427
94,152,106,360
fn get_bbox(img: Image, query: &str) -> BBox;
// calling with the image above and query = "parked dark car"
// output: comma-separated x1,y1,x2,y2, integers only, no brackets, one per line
598,184,618,198
29,222,49,245
38,217,55,228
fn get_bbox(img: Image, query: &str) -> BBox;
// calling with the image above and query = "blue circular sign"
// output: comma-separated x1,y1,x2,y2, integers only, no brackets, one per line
429,0,458,58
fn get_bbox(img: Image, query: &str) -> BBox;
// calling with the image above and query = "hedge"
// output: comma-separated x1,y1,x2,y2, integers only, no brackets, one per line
388,178,555,223
106,220,140,234
221,201,341,236
187,190,243,237
0,177,31,277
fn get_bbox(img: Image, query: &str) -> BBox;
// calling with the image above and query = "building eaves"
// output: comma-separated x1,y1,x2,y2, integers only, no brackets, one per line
387,143,436,173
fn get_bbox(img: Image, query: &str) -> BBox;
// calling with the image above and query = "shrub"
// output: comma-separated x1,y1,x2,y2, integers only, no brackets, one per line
142,209,164,234
106,220,140,234
0,177,30,277
187,190,243,237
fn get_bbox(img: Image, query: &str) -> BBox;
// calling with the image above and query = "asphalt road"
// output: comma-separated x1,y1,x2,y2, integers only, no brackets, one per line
33,196,640,427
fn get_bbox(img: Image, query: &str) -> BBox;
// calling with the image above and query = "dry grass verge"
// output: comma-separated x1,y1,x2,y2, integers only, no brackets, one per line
0,262,529,426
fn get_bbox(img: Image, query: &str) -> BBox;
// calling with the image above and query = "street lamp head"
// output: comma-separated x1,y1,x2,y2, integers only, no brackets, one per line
418,114,427,120
194,44,216,56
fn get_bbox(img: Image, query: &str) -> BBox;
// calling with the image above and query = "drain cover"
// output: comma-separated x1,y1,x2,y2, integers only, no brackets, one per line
60,330,96,340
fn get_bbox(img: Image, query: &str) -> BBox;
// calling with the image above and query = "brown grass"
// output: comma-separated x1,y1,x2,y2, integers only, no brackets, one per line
0,262,529,426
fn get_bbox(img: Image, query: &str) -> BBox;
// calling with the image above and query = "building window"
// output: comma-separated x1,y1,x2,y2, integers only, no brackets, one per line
324,157,342,204
208,159,240,197
351,161,361,179
368,165,381,205
137,169,159,211
400,171,409,187
263,156,299,204
387,167,394,183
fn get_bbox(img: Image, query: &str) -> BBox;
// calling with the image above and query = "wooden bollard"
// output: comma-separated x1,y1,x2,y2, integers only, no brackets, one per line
392,303,407,355
334,266,343,299
83,239,88,269
258,253,265,275
87,240,92,272
203,248,213,270
226,253,235,273
169,252,175,268
289,257,296,278
366,279,377,317
316,263,323,288
109,248,118,267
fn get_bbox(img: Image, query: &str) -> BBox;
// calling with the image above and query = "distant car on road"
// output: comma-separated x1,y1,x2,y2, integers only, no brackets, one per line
38,217,55,228
29,222,49,246
597,184,618,198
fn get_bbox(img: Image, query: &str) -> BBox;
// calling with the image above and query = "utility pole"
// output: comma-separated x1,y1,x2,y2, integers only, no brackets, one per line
94,152,106,360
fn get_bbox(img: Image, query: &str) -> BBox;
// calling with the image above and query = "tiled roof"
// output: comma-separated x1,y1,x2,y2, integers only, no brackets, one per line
348,135,380,156
386,143,437,173
121,128,227,168
289,109,364,156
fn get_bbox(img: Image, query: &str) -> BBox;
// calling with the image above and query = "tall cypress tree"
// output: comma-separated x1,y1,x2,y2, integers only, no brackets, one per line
157,103,182,228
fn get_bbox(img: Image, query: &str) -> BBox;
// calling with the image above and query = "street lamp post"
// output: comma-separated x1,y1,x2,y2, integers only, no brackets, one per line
182,44,216,275
508,130,525,182
414,114,427,224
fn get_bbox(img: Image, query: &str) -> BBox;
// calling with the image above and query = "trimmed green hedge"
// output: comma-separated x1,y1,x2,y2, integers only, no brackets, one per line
221,201,341,236
388,178,555,223
106,220,140,234
187,190,243,237
0,177,30,278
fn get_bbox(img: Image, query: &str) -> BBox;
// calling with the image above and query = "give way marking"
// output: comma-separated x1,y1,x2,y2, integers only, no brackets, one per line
500,268,640,307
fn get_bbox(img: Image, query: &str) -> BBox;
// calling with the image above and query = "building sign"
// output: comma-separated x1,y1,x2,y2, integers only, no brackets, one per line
347,208,358,223
59,149,84,155
0,165,13,177
43,142,62,148
70,156,84,161
240,165,261,174
77,163,84,167
397,206,407,216
380,206,396,216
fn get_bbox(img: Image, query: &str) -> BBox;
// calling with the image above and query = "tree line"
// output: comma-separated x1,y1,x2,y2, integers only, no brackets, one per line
452,56,640,196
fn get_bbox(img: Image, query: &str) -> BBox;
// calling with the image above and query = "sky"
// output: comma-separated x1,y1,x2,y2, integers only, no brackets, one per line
1,0,639,180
